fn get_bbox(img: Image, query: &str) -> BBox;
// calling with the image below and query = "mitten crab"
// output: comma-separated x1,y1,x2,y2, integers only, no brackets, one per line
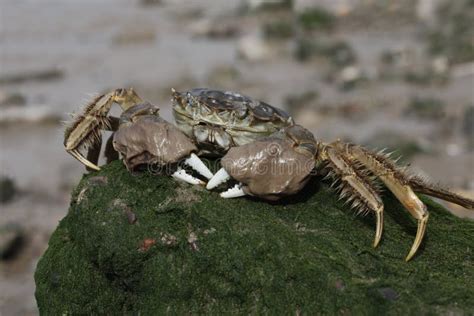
63,88,214,185
64,88,474,261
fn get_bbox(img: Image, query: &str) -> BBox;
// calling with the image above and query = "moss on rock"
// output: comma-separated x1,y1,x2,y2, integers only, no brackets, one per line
35,161,474,314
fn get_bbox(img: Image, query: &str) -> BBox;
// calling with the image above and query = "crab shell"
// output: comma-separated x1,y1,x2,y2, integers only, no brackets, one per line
172,88,294,154
113,109,197,171
221,125,317,201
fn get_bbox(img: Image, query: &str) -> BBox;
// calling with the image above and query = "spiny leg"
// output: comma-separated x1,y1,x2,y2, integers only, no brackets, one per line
64,88,142,171
85,134,102,172
409,176,474,210
86,116,120,170
336,142,429,261
322,145,385,247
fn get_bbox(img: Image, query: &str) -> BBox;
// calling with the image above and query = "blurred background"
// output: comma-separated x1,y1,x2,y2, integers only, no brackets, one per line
0,0,473,314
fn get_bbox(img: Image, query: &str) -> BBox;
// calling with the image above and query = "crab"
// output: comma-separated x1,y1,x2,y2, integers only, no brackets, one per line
64,88,214,185
64,88,474,261
171,88,294,154
206,124,474,261
64,88,294,183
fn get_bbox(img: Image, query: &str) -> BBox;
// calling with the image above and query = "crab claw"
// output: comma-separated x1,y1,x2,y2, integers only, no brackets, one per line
206,168,231,190
172,168,205,186
184,153,214,180
220,183,246,198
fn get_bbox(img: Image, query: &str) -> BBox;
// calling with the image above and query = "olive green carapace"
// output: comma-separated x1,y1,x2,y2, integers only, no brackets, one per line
35,161,474,314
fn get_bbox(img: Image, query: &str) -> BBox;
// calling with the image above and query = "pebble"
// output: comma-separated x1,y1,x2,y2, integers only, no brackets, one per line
0,224,25,260
237,35,272,62
190,19,240,39
0,176,17,204
0,91,26,107
377,287,399,301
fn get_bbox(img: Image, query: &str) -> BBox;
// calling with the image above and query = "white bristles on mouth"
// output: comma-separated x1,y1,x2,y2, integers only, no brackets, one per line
172,168,205,186
184,153,214,180
220,183,246,198
206,168,231,190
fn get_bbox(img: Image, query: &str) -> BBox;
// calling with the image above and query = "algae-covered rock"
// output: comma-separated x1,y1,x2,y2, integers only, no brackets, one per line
35,161,474,314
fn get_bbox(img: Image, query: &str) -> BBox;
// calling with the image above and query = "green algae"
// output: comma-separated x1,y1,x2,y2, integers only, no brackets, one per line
35,161,474,314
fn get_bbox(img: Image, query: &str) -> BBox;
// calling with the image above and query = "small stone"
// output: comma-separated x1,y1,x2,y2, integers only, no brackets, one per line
334,279,345,291
0,91,26,107
88,176,108,186
0,176,17,204
0,224,25,260
378,287,399,301
125,209,137,225
160,233,177,246
138,238,156,252
190,19,240,39
404,97,445,120
110,199,138,224
237,35,272,62
113,26,156,46
187,232,199,251
203,228,216,235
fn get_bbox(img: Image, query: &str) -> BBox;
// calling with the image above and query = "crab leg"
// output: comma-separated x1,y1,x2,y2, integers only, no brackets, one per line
207,168,231,189
184,153,214,179
64,88,142,171
409,176,474,209
337,143,429,261
323,145,385,247
221,183,246,198
69,149,102,171
172,168,205,186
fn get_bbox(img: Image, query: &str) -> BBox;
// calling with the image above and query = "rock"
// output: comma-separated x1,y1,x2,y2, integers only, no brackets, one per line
112,25,156,46
0,224,25,260
0,176,17,204
294,39,356,67
297,7,335,31
404,97,445,120
0,91,26,107
262,20,294,40
426,0,474,64
189,19,240,39
35,161,474,314
336,65,367,91
237,34,272,62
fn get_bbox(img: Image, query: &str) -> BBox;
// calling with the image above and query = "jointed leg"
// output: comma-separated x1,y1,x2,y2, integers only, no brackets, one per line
335,142,429,261
409,176,474,209
64,88,142,171
322,145,385,247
